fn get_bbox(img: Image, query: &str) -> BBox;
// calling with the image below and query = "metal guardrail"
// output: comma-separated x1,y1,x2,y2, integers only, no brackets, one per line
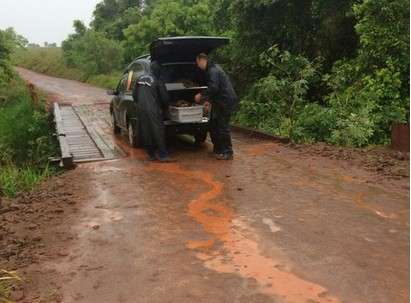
53,102,74,169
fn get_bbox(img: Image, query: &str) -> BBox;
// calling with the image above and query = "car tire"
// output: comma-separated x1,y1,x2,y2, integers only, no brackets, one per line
111,111,121,134
194,130,208,145
128,121,140,148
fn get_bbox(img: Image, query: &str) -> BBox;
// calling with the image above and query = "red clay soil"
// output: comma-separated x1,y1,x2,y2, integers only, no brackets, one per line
291,142,409,180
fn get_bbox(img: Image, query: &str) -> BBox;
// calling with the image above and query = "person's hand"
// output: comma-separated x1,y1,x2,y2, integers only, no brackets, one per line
204,101,211,113
194,93,202,104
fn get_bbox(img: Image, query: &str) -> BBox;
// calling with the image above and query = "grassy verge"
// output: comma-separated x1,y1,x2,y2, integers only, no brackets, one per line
0,165,53,198
13,47,120,89
0,76,57,198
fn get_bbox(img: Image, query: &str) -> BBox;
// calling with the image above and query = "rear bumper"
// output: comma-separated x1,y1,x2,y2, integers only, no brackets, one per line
164,118,209,136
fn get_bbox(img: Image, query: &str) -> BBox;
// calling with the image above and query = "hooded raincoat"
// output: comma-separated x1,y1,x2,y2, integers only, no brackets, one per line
132,63,169,153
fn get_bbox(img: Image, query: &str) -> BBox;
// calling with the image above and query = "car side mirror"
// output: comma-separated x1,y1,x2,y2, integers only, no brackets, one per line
107,89,117,96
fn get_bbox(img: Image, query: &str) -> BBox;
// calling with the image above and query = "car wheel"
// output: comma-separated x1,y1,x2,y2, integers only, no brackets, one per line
128,121,139,147
194,130,208,145
111,111,121,134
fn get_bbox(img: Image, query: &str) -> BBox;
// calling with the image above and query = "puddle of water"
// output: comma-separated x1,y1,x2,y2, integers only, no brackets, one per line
146,162,339,303
84,185,125,228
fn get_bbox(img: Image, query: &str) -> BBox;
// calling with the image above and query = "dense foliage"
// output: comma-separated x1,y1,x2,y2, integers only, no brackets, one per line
123,0,215,60
0,28,55,198
236,46,325,141
325,0,410,146
230,0,409,145
62,21,124,75
213,0,359,90
14,0,410,147
0,28,27,86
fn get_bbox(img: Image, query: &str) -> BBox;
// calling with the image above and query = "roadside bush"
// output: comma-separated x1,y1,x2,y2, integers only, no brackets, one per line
0,77,56,197
292,104,334,143
0,78,54,165
323,0,409,146
235,46,322,141
0,29,16,87
326,61,405,146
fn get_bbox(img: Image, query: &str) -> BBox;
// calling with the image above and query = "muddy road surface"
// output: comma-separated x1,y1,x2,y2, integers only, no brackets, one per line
11,68,409,303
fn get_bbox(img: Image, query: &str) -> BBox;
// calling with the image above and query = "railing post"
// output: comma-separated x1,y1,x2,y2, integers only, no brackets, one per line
53,102,74,169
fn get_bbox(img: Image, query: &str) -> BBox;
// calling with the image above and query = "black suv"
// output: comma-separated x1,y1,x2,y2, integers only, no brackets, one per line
108,36,229,147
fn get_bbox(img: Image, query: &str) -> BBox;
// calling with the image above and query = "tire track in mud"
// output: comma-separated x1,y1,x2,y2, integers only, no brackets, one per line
145,162,340,303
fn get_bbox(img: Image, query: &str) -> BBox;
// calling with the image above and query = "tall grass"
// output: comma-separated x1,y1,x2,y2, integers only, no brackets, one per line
0,164,53,198
13,47,84,81
13,47,121,89
0,77,57,197
0,79,54,164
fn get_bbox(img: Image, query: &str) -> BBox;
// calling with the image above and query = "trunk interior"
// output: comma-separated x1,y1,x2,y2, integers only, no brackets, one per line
162,63,207,105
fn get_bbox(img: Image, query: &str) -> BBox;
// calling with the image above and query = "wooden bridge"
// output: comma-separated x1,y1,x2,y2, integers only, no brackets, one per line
53,102,123,168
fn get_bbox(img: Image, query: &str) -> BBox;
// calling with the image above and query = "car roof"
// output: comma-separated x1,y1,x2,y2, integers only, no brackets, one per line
124,56,150,73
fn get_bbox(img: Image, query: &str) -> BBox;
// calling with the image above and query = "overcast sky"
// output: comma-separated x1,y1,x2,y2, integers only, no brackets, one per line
0,0,101,45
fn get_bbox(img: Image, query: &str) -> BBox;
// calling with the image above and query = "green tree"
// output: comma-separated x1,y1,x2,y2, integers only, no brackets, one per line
236,46,322,141
73,20,87,35
213,0,358,91
62,22,124,75
123,0,214,60
0,28,20,86
326,0,410,146
91,0,142,41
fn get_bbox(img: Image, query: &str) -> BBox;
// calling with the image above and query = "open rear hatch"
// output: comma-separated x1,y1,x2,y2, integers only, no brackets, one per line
150,36,229,64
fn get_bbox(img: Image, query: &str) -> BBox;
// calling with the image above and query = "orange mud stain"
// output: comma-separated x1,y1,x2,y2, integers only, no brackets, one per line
246,143,278,156
205,223,339,303
146,162,339,303
186,239,215,250
354,193,398,220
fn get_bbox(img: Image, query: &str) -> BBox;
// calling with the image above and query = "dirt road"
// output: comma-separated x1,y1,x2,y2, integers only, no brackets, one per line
9,68,410,303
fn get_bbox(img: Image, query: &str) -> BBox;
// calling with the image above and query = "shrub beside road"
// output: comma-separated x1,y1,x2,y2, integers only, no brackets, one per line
0,29,56,199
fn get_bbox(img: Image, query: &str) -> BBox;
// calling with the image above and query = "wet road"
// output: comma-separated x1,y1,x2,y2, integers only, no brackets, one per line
19,68,410,303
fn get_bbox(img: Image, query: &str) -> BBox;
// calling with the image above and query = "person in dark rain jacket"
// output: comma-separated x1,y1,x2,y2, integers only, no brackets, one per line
194,53,238,160
132,62,174,162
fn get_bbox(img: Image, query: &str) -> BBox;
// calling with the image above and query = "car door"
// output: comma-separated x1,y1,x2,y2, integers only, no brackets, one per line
120,63,145,126
113,74,128,128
